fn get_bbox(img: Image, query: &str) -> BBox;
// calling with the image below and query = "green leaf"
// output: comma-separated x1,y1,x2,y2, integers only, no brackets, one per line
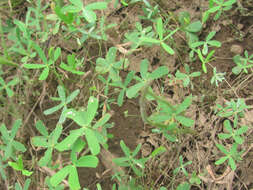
39,67,49,80
76,155,99,167
140,59,148,79
8,161,21,171
185,21,202,33
218,133,231,139
140,37,160,44
23,63,45,69
215,156,227,165
228,157,236,170
206,31,216,41
50,165,71,187
151,146,166,158
13,141,26,152
55,129,83,151
35,120,48,137
176,95,192,114
22,170,33,176
39,148,53,166
82,9,96,23
70,0,83,7
156,17,163,40
93,113,111,129
161,42,174,55
149,66,169,80
68,166,80,190
126,82,144,98
85,2,108,10
84,128,100,155
175,115,194,127
10,119,22,139
236,126,248,135
176,182,191,190
66,89,80,104
54,47,61,61
32,136,48,147
216,143,228,154
44,103,63,115
86,96,98,125
33,43,47,64
120,140,131,157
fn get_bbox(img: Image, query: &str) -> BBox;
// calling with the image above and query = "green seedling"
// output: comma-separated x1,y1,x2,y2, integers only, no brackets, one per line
215,143,244,170
8,155,33,177
0,119,26,161
197,49,215,73
8,19,36,63
140,0,160,21
232,50,253,75
173,155,192,177
0,76,19,97
43,85,80,124
189,171,201,185
113,140,148,176
218,120,248,144
178,11,202,45
96,47,124,82
60,53,85,75
126,59,168,98
110,71,134,106
140,17,178,55
124,22,155,50
98,16,117,41
215,99,249,124
23,44,61,80
50,138,99,190
55,96,111,156
149,95,194,129
203,0,237,23
152,123,178,142
14,178,31,190
31,120,63,166
190,31,221,56
62,0,107,23
174,64,201,88
211,67,226,86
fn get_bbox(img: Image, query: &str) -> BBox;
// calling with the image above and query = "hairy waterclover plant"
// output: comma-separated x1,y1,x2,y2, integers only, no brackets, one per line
232,50,253,75
55,96,111,155
23,44,61,80
32,120,63,166
0,76,19,97
126,59,168,98
0,119,26,161
43,85,80,124
203,0,237,23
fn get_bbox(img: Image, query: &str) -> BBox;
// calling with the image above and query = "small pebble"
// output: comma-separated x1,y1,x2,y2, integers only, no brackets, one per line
230,44,243,54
